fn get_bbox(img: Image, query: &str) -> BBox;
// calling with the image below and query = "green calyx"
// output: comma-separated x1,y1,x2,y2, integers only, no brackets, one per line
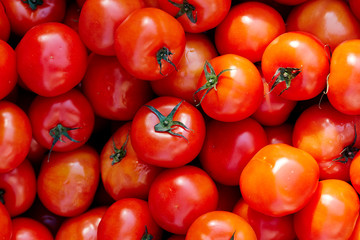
0,189,5,205
230,231,236,240
193,60,232,106
333,125,359,164
22,0,43,10
109,132,130,165
168,0,197,23
156,47,178,76
270,67,302,95
146,100,191,141
141,226,153,240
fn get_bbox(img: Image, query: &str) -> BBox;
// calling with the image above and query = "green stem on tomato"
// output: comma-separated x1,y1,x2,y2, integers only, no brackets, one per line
269,67,302,95
0,189,5,205
168,0,197,23
22,0,44,10
110,131,130,165
141,226,153,240
156,47,178,76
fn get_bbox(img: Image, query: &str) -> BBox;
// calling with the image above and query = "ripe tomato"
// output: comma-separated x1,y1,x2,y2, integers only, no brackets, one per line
0,3,10,41
97,198,163,240
114,7,186,80
100,122,163,200
157,0,231,33
0,203,11,240
16,22,88,97
0,40,17,101
261,31,330,101
215,1,285,63
28,89,95,154
79,0,144,56
37,145,100,217
150,33,218,104
195,54,263,122
199,118,268,186
0,101,32,173
240,143,319,217
185,210,257,240
286,0,360,51
148,165,218,235
327,39,360,115
11,217,54,240
82,53,154,121
2,0,66,36
294,179,360,239
349,215,360,240
131,96,205,168
63,1,81,33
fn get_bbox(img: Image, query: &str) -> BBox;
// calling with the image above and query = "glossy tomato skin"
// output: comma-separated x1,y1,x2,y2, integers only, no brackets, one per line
196,54,263,122
0,3,10,41
240,143,319,217
0,101,32,173
0,40,17,101
37,145,100,217
114,7,186,80
82,54,154,121
199,118,268,186
286,0,360,51
100,122,163,200
327,39,360,115
97,198,163,240
148,165,218,235
55,206,107,240
158,0,231,33
11,217,54,240
28,89,95,152
150,33,218,104
185,210,257,240
0,203,11,240
294,179,360,240
16,22,88,97
215,1,285,63
131,96,205,168
79,0,145,56
2,0,66,36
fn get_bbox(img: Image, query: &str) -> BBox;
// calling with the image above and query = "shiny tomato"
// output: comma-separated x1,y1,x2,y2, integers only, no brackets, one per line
148,165,218,235
199,118,268,186
11,217,54,240
215,1,285,63
97,198,163,240
0,101,32,173
37,145,100,217
0,40,17,101
240,143,319,217
185,210,257,240
158,0,231,33
0,3,10,41
79,0,144,56
264,123,294,145
0,203,11,240
294,179,360,239
16,22,88,97
195,54,263,122
131,96,205,168
114,7,186,80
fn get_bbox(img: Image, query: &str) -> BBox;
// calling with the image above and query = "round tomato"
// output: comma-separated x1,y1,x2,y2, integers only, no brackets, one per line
0,203,11,240
240,143,319,217
0,40,17,101
148,165,218,235
0,3,10,41
16,22,88,97
11,217,53,240
114,7,186,80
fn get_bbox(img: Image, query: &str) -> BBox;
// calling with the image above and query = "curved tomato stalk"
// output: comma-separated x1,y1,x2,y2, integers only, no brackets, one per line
0,189,4,205
270,67,302,95
146,100,192,141
193,61,232,106
48,124,80,161
156,47,178,76
141,226,153,240
333,125,359,163
22,0,43,10
110,131,130,165
168,0,197,23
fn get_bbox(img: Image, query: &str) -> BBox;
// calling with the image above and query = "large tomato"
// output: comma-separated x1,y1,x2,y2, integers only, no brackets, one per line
0,3,10,41
114,7,186,80
11,217,54,240
0,203,11,240
0,40,17,101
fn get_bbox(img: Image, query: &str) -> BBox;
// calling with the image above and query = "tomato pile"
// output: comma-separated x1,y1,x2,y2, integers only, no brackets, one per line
2,0,360,239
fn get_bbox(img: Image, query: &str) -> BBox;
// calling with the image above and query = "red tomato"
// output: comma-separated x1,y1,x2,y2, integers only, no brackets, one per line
26,137,47,168
195,54,263,122
114,7,186,80
261,31,330,101
55,206,107,240
0,40,17,101
2,0,66,36
0,203,11,240
16,22,88,97
131,96,205,168
79,0,144,56
82,53,154,121
185,210,257,240
158,0,231,33
199,118,268,185
327,39,360,115
215,1,285,63
349,214,360,240
11,217,53,240
350,151,360,195
62,1,81,33
100,122,163,200
286,0,360,51
37,145,100,217
264,123,294,145
0,3,10,41
148,165,218,234
294,179,360,239
97,198,163,240
150,33,218,104
0,101,32,173
240,143,319,217
28,89,95,154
